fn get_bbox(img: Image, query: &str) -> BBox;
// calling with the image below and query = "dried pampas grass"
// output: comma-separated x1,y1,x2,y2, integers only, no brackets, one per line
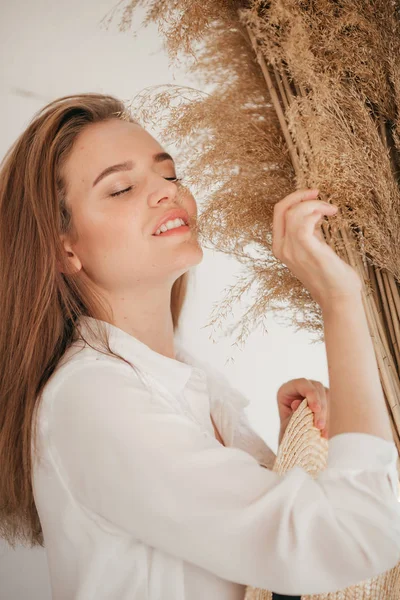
104,0,400,461
102,1,400,596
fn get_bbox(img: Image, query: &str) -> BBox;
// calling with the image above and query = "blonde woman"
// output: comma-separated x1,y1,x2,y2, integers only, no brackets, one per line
0,93,399,600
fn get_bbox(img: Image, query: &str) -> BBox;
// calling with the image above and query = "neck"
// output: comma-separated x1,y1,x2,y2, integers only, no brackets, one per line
105,282,177,359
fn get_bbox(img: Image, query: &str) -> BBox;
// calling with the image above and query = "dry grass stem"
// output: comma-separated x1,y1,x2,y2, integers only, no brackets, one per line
109,0,400,486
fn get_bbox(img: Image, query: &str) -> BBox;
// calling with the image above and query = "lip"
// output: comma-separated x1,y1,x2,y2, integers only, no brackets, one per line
151,208,190,235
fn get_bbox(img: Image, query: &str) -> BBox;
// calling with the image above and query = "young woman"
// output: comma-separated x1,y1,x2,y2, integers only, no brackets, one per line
0,93,399,600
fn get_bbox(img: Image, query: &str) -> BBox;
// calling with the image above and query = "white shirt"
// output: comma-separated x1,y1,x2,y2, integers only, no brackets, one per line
32,316,400,599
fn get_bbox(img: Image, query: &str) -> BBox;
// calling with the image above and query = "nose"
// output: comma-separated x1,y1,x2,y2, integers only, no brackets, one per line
148,175,179,207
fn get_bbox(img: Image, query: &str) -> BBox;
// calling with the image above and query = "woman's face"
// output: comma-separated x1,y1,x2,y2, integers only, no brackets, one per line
60,118,203,295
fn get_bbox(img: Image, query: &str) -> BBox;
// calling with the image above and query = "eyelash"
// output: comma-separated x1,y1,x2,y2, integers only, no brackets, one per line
110,177,183,197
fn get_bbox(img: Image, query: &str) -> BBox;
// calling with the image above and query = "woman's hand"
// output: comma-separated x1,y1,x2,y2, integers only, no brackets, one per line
272,188,362,310
277,378,330,443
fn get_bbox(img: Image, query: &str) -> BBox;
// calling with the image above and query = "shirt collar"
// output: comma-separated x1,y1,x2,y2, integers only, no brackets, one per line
75,316,197,396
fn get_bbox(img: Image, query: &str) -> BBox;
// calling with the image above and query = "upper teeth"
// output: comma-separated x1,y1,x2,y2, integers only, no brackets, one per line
154,218,186,236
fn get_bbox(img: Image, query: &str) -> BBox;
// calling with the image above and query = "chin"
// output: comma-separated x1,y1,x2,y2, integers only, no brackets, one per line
172,244,203,275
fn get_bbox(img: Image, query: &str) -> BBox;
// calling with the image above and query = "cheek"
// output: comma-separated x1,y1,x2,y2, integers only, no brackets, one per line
76,207,146,266
185,194,198,216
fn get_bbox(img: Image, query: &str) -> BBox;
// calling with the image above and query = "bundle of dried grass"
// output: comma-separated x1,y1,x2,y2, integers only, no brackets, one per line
103,0,400,472
102,1,400,596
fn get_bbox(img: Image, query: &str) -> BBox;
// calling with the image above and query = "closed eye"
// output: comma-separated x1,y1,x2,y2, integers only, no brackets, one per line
110,177,183,198
110,186,134,197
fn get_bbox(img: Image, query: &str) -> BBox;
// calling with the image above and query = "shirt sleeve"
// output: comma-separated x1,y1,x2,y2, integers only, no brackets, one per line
47,361,400,597
233,406,278,469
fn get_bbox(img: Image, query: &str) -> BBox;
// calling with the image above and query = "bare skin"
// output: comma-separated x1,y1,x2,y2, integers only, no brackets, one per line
61,124,389,448
60,118,203,361
59,118,232,441
272,189,394,443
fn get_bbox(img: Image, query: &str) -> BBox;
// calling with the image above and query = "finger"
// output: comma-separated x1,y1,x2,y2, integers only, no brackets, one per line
321,428,329,439
300,382,321,413
310,392,325,429
303,380,323,426
278,378,324,418
275,188,320,214
275,202,337,258
308,211,331,243
290,399,302,411
279,378,326,428
278,378,318,404
285,201,338,238
310,381,328,428
272,188,320,254
285,210,330,252
314,220,326,243
299,386,325,428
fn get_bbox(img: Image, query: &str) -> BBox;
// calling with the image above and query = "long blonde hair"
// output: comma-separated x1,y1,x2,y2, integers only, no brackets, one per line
0,93,190,548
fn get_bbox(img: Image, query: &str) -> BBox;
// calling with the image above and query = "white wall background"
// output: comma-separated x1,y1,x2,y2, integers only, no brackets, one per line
0,1,329,598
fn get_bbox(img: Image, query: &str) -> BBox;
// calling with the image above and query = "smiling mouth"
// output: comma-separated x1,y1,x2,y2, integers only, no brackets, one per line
152,224,190,236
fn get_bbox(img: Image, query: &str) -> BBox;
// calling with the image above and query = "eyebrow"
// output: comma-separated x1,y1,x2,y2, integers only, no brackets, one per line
92,152,175,188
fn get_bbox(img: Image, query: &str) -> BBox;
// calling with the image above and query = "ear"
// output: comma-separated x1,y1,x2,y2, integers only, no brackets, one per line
58,235,82,274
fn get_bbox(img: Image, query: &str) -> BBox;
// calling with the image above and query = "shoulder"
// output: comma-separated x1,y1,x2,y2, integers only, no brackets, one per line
38,344,151,431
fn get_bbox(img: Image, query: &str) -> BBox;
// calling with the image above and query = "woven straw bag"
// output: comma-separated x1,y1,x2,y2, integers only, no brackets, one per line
244,399,400,600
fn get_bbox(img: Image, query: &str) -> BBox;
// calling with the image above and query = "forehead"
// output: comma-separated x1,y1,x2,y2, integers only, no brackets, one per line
64,119,164,192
